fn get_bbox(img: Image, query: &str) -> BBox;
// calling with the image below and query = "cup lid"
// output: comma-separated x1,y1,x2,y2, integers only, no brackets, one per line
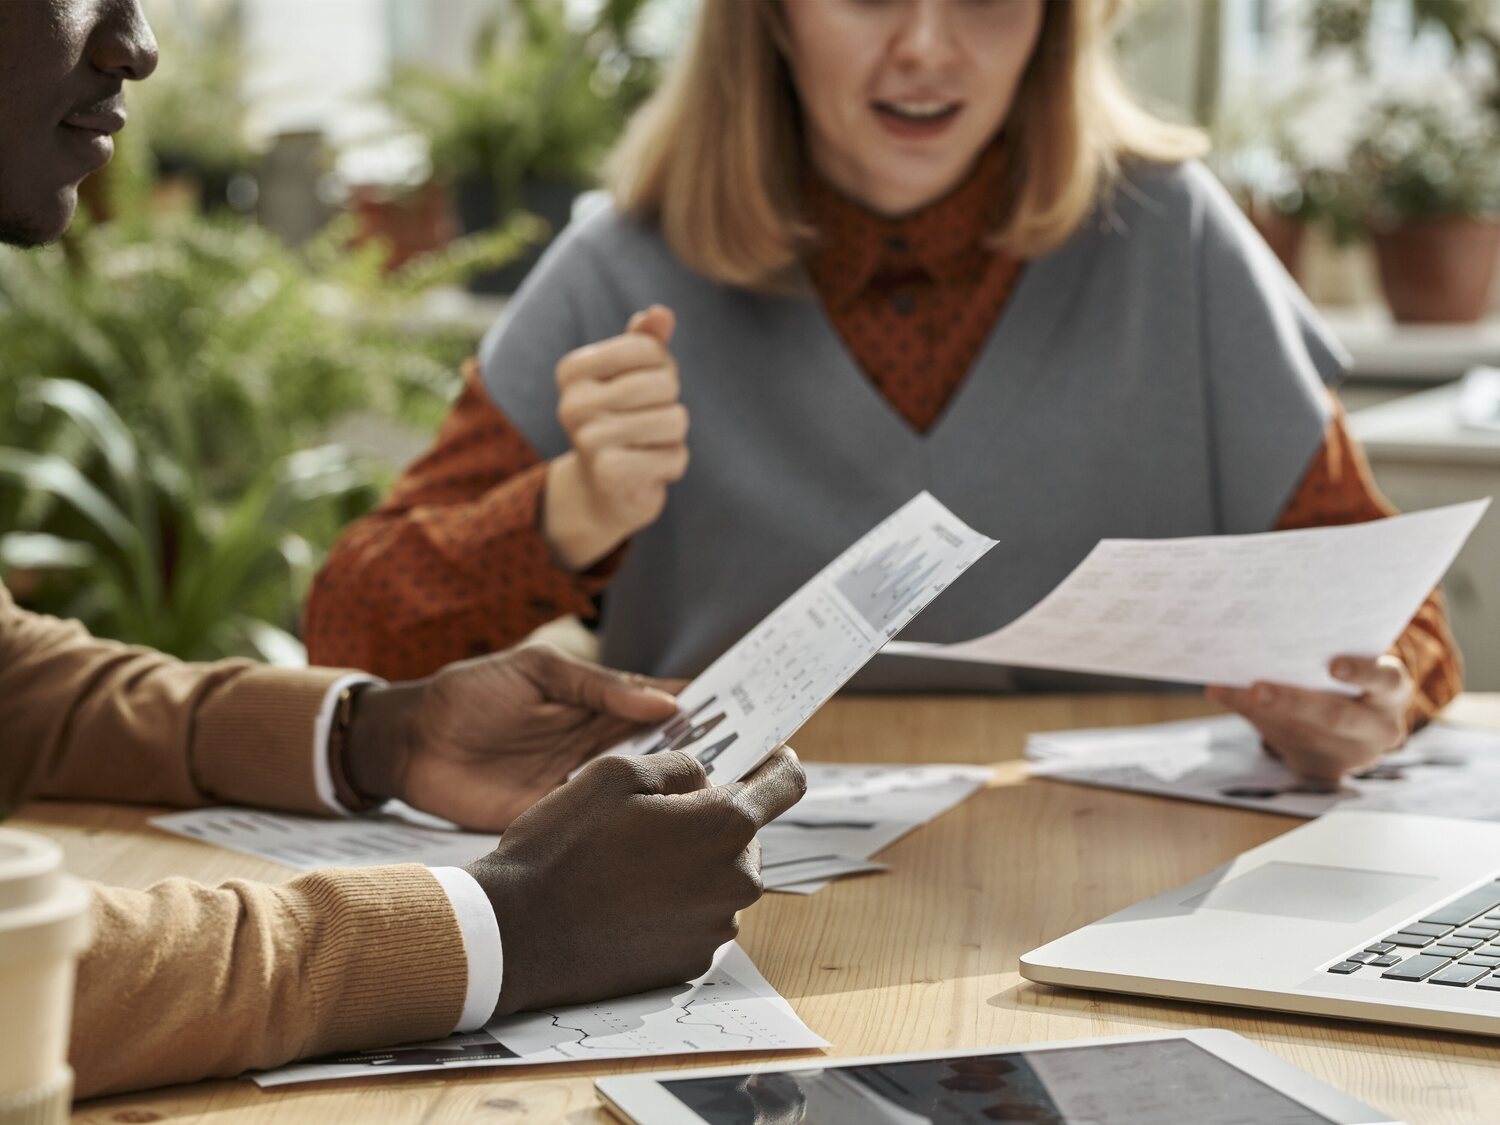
0,829,64,913
0,829,91,961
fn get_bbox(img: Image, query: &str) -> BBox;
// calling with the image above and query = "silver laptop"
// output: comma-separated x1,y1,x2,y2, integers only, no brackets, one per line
1021,810,1500,1036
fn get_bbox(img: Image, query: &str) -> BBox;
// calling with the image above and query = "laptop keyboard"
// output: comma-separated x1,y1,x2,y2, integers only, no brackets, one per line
1326,879,1500,992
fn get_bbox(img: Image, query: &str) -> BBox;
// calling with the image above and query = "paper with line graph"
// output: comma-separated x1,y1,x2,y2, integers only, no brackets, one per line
595,492,997,784
252,943,824,1085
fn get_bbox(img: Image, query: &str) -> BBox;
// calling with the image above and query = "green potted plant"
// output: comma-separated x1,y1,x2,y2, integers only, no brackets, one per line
1350,97,1500,322
1211,101,1364,280
1216,0,1500,314
1290,0,1500,321
385,0,658,293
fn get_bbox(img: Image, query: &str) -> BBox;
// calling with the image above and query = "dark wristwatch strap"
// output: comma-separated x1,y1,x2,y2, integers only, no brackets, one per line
327,681,383,812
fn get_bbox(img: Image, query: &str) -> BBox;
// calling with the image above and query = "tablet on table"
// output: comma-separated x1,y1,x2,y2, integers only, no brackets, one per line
595,1029,1397,1125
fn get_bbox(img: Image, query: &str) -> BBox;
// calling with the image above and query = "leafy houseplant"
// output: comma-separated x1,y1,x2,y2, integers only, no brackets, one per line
386,0,659,293
0,380,375,663
0,130,543,661
1349,98,1500,321
1228,0,1500,320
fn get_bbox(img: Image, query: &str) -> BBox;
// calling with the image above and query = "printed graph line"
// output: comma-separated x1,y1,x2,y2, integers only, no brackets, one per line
673,996,757,1045
539,1011,621,1051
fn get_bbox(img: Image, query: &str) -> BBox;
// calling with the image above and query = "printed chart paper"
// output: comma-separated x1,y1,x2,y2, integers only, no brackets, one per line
600,492,997,782
1027,715,1500,820
887,500,1487,693
762,762,992,893
254,942,824,1086
153,764,992,895
151,802,496,871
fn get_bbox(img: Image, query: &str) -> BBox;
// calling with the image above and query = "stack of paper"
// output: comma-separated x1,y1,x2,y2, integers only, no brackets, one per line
1027,715,1500,820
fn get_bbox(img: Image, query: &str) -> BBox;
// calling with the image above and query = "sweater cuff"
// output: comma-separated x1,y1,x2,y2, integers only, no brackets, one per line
280,865,468,1055
191,665,353,815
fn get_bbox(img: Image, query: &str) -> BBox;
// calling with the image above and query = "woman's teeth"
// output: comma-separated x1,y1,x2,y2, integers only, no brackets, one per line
880,101,959,120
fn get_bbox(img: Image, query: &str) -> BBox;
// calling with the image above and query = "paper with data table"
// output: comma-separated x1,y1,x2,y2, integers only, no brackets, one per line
596,491,997,783
253,942,825,1086
886,500,1487,694
1027,715,1500,820
150,763,992,895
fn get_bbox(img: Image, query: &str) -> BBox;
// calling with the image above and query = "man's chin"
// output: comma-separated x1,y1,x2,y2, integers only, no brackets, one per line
0,186,78,249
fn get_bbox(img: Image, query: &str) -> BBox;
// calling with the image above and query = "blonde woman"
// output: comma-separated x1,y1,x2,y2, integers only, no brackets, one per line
308,0,1460,784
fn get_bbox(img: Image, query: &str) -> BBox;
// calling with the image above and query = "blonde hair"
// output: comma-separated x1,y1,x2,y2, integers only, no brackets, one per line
610,0,1207,290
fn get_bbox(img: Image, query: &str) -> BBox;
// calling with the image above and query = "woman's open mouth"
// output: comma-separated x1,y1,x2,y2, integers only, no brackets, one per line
872,99,963,139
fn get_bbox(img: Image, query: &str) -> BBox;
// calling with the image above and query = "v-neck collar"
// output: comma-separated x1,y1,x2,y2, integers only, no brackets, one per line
785,204,1103,445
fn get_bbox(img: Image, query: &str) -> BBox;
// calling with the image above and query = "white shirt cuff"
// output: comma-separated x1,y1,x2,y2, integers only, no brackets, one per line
311,674,386,815
430,866,504,1032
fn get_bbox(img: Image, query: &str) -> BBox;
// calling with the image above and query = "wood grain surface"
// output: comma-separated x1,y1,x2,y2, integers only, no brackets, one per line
21,692,1500,1125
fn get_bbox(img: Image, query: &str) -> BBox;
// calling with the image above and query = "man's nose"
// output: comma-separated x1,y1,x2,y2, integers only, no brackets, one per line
90,0,160,83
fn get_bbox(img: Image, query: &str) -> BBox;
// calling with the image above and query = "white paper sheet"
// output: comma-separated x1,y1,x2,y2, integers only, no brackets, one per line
150,802,496,871
887,500,1487,693
153,764,991,895
758,847,888,891
597,492,997,783
253,942,825,1086
1026,715,1500,820
760,763,992,892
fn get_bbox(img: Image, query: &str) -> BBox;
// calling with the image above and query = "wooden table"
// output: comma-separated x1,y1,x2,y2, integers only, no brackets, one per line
21,692,1500,1125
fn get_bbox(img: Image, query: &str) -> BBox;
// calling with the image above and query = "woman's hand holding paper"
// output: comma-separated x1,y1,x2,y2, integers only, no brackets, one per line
1206,655,1415,785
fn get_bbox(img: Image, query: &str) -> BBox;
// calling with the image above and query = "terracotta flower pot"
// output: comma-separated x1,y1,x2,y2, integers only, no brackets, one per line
1370,216,1500,324
349,181,458,273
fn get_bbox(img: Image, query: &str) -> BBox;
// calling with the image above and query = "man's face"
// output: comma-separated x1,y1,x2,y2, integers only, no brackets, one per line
0,0,157,247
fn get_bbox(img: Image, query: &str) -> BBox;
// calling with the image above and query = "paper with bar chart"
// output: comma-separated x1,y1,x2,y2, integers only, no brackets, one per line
887,500,1487,693
253,942,825,1086
597,492,997,784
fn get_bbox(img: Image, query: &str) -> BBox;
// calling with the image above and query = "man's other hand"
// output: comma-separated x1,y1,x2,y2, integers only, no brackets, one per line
341,645,680,830
466,747,806,1016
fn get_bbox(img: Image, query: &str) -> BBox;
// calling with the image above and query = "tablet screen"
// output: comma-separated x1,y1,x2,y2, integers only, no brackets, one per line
660,1038,1336,1125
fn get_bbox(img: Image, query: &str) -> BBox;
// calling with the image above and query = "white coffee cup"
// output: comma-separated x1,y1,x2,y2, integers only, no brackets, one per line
0,829,91,1125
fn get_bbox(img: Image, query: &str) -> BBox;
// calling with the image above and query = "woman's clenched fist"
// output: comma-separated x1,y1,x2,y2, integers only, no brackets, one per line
543,305,689,570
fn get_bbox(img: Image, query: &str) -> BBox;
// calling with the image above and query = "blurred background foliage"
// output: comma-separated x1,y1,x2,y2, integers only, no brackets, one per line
0,104,544,663
386,0,658,209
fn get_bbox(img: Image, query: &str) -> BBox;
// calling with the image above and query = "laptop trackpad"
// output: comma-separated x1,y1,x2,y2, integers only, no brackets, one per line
1182,862,1435,924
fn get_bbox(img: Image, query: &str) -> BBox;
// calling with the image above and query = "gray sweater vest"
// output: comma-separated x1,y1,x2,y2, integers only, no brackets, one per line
479,161,1345,692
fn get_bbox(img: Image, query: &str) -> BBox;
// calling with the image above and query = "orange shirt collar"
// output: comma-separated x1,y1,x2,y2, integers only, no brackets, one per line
803,140,1007,310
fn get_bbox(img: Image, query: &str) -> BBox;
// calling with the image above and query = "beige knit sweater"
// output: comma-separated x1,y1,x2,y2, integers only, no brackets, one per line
0,581,469,1097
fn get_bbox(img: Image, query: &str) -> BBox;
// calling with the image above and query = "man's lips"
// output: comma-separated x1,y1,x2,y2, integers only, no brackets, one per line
62,108,127,135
